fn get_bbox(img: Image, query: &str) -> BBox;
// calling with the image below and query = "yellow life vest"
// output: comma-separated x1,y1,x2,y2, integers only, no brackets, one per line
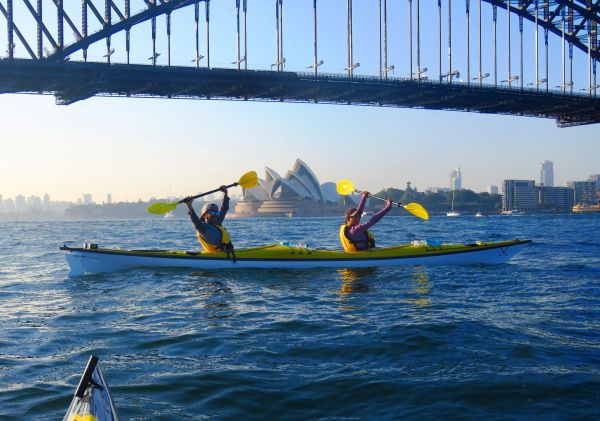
196,225,233,253
339,224,375,252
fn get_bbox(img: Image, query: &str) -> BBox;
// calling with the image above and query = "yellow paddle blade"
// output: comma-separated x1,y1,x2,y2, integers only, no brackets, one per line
403,202,429,220
238,171,258,189
336,179,355,196
147,201,178,215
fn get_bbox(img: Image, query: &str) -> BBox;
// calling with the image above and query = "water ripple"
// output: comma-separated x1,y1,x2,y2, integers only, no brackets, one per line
0,216,599,419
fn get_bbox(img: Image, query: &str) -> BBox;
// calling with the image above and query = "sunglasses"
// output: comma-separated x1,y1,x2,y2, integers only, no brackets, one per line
209,210,220,216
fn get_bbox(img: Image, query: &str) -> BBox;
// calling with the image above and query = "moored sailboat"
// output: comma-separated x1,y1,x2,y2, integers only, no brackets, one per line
447,190,462,217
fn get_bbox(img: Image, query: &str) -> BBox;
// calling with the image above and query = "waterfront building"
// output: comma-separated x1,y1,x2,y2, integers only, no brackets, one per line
4,198,15,213
536,186,574,211
106,194,112,205
588,174,600,190
426,187,450,194
502,180,537,212
43,194,50,212
540,160,554,187
450,168,462,191
566,181,596,204
26,195,42,210
15,195,26,213
235,159,343,217
83,193,93,205
486,185,498,195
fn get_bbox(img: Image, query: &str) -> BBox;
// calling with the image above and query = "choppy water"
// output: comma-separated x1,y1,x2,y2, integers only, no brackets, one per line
0,215,599,419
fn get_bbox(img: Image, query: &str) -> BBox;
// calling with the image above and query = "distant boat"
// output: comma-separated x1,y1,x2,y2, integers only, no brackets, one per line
572,203,600,213
164,211,174,219
475,211,484,217
446,190,462,217
501,209,526,216
285,211,294,218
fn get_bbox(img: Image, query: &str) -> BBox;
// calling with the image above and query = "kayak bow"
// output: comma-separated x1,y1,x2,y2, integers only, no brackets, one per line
61,239,531,276
63,355,118,421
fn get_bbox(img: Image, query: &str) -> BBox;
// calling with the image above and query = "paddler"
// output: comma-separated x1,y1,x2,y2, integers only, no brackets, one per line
340,191,392,252
183,186,235,260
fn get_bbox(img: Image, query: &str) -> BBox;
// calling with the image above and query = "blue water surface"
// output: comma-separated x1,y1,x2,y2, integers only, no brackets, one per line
0,214,599,419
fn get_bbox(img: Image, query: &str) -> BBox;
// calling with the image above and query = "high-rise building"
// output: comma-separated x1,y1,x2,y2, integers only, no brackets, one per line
486,185,498,195
106,193,112,205
566,181,596,204
536,186,574,211
540,160,554,187
450,168,462,190
43,194,50,212
15,195,26,213
4,198,15,213
588,174,600,190
502,180,537,211
26,195,42,210
83,193,93,205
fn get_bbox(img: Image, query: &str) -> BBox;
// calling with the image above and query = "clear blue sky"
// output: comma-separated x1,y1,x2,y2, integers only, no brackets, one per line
1,1,598,202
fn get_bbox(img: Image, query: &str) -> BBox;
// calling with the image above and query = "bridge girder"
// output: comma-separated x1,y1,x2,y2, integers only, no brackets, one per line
0,1,598,62
482,1,600,60
3,59,599,127
1,1,600,127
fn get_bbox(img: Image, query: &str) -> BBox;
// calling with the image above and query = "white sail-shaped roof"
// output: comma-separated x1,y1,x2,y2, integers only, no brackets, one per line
284,170,314,199
290,159,324,202
244,178,270,201
321,182,341,204
265,167,303,199
244,160,328,203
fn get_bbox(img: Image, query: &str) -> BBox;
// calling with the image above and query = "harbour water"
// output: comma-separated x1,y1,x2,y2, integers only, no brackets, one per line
0,214,599,419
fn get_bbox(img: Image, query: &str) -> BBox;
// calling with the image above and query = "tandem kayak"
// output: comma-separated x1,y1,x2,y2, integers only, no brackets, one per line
63,355,118,421
61,239,531,276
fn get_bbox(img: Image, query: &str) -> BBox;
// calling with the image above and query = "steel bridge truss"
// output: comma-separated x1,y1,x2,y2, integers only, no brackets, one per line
1,0,600,127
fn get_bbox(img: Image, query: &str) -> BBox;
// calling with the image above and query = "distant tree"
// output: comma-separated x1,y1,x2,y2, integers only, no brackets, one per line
375,188,404,202
462,189,480,203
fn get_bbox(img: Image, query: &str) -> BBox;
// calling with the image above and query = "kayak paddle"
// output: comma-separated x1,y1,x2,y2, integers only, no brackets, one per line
147,171,258,215
336,179,429,221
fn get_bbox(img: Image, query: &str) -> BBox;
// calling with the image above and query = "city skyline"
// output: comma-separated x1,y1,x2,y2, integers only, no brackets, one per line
1,158,597,206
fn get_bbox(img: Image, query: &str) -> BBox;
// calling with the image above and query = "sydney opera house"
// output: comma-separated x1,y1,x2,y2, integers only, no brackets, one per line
234,159,351,217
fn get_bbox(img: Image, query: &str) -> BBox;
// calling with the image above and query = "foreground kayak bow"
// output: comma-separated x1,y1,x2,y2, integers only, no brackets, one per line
61,239,531,276
63,355,119,421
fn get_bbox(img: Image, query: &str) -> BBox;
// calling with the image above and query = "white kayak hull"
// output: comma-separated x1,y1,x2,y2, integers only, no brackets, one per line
61,240,531,276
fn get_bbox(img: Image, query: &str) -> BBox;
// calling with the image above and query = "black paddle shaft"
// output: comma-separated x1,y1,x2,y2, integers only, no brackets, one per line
75,355,99,398
178,181,238,204
354,189,405,208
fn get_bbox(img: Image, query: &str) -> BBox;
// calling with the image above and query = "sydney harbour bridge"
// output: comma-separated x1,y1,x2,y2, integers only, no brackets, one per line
1,0,599,127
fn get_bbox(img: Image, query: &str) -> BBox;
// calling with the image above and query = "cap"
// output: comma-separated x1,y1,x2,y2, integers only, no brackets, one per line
201,203,218,216
345,208,359,220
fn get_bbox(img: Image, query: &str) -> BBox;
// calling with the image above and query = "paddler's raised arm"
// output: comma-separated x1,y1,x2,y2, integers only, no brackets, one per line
183,196,205,233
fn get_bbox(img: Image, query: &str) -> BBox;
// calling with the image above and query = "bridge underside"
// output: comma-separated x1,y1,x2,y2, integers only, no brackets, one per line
1,59,599,127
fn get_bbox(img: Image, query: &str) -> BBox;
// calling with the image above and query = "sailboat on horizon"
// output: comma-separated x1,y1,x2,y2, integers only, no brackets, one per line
446,190,462,217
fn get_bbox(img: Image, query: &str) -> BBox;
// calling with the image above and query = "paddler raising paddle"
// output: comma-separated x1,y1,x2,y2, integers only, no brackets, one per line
183,186,235,260
340,191,392,252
